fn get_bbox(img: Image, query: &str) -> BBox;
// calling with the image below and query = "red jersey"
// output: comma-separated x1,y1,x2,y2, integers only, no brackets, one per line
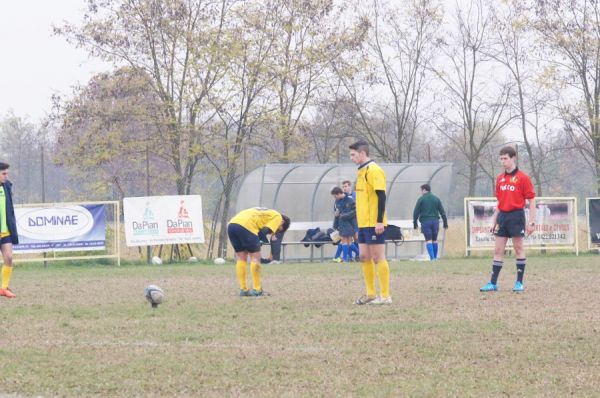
495,168,535,212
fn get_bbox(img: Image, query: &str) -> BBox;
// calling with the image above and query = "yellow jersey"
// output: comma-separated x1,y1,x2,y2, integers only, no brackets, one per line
229,207,283,235
355,161,387,227
0,185,8,237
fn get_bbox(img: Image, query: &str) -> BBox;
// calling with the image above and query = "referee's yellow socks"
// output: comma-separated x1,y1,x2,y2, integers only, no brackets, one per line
250,262,262,292
236,260,247,291
362,259,376,297
376,259,390,298
1,265,13,290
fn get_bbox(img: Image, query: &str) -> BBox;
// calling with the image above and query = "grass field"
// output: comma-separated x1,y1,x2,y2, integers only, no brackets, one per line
0,255,599,397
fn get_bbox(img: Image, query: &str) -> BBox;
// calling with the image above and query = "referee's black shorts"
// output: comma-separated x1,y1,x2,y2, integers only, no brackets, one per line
494,209,525,238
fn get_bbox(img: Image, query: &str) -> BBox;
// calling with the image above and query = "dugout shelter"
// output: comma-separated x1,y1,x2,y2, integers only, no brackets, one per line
235,163,453,261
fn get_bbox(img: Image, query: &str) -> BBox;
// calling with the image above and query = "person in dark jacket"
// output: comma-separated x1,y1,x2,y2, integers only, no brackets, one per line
331,186,358,262
342,180,360,259
413,184,448,260
261,229,286,264
0,162,18,298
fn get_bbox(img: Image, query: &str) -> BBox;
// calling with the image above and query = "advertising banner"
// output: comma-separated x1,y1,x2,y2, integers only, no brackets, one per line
467,197,576,248
14,204,106,253
123,195,205,247
589,198,600,247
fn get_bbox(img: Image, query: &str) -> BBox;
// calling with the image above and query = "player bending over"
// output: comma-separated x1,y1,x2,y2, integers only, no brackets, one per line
227,207,290,296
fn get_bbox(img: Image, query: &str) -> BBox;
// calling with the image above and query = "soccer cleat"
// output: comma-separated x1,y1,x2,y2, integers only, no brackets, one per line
354,295,376,305
251,289,269,296
480,282,497,292
512,281,524,293
332,258,342,263
0,288,16,298
368,296,392,305
239,289,252,297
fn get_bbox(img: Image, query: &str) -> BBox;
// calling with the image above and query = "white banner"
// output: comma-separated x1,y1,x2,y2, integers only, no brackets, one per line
467,197,576,248
123,195,205,247
14,204,106,253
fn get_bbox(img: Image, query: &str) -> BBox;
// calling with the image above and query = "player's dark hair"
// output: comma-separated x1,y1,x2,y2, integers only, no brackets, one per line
331,186,343,195
0,162,9,171
499,146,517,158
281,215,291,232
342,180,352,186
420,184,431,192
349,140,369,156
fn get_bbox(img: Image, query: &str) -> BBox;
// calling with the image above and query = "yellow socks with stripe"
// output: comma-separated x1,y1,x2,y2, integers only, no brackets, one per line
376,259,390,298
1,265,13,289
250,262,262,292
361,259,376,297
236,260,248,291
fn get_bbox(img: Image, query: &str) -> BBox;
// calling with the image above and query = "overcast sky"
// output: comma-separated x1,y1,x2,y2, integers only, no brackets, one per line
0,0,522,142
0,0,110,122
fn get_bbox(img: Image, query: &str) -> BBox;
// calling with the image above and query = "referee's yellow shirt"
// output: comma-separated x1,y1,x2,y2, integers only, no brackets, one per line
229,208,283,235
355,161,388,228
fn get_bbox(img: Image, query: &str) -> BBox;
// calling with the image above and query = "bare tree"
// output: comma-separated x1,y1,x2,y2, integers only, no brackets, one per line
432,0,514,196
333,0,442,161
488,1,559,195
202,0,280,258
237,0,367,163
54,68,173,200
56,0,230,194
535,0,600,194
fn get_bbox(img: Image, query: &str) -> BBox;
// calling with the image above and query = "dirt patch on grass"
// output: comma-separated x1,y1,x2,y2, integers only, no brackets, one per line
0,257,598,396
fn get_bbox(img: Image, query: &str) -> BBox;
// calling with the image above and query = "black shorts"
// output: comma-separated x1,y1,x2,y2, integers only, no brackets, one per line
227,223,261,253
494,209,525,238
0,236,12,245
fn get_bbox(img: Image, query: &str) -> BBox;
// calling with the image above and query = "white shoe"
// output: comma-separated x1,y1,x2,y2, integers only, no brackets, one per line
268,260,281,265
354,295,377,305
367,296,392,305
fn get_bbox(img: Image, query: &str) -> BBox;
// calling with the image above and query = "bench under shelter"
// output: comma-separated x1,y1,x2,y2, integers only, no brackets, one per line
235,163,453,262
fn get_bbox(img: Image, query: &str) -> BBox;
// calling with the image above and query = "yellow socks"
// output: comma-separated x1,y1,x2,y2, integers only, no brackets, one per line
1,265,13,289
361,259,376,297
236,260,247,291
376,259,390,298
237,260,263,292
250,262,262,292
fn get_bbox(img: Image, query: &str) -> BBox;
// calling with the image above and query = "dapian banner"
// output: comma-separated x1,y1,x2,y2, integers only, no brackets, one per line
123,195,205,247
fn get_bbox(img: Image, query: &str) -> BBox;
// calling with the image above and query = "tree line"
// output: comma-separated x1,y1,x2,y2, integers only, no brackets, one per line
1,0,598,257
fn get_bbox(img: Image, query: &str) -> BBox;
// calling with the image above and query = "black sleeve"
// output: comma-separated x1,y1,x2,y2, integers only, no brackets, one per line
258,227,273,243
375,190,386,223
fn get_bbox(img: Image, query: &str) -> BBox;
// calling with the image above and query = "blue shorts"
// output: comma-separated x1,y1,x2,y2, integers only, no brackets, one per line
420,219,440,241
495,209,525,238
0,236,12,245
227,223,261,253
357,227,386,244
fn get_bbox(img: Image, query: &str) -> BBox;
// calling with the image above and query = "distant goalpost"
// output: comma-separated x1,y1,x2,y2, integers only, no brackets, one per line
13,201,121,265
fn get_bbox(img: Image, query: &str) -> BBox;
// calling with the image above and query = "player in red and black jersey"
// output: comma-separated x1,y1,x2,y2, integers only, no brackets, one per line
480,146,536,293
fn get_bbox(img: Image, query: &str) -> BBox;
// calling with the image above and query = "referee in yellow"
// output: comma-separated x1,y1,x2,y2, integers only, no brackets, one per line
228,207,290,296
349,141,391,305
